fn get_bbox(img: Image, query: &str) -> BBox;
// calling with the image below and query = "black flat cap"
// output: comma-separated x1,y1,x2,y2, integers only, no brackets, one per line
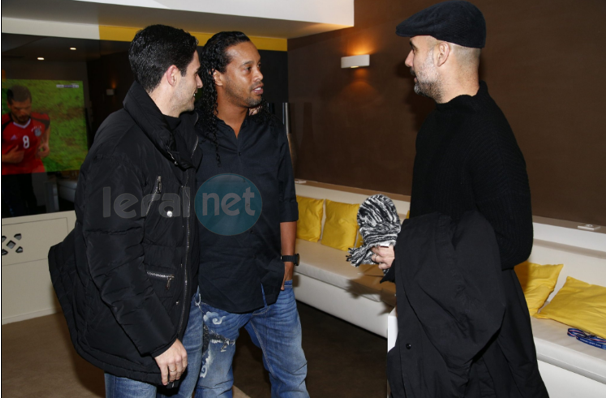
396,0,486,48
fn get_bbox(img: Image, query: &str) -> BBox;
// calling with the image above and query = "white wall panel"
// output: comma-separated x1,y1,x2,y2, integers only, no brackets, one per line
2,211,76,324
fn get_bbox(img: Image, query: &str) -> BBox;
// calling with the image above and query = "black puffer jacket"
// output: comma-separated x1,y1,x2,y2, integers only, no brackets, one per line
49,82,202,384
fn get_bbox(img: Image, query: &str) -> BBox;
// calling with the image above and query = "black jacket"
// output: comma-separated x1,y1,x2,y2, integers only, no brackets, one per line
384,212,547,397
49,82,202,385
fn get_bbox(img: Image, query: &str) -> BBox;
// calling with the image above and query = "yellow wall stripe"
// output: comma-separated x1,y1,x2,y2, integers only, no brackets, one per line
99,25,287,51
98,26,140,42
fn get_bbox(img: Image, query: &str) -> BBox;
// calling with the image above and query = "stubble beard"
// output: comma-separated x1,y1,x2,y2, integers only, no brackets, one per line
175,82,196,115
224,78,263,109
246,95,263,108
182,99,195,113
12,113,30,125
411,50,443,102
414,80,441,101
245,83,263,108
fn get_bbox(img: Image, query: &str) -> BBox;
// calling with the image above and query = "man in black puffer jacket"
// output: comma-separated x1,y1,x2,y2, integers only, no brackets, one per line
49,25,203,397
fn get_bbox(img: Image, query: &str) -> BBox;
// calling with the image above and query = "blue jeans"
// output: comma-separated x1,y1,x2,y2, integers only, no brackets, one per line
105,289,204,398
194,281,308,398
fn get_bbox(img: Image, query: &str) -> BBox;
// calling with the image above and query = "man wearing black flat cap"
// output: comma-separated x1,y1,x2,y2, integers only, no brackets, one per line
372,1,548,397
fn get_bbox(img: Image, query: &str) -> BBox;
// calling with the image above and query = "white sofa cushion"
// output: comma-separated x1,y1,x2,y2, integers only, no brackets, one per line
295,238,396,306
531,317,606,384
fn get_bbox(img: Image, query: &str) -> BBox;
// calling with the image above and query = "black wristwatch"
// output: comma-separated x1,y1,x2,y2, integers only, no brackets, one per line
281,253,300,266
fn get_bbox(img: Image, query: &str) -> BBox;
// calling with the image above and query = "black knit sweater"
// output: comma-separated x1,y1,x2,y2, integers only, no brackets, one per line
409,81,533,270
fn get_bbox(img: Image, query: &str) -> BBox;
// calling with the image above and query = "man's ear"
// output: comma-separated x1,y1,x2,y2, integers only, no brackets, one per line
165,65,180,87
436,41,451,67
213,70,224,88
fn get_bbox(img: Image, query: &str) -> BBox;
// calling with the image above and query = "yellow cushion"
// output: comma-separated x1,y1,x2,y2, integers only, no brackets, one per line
321,199,360,251
535,276,606,339
514,261,564,315
296,196,324,243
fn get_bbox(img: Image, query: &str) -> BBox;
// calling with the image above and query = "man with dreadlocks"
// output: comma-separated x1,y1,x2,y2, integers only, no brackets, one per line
193,31,308,398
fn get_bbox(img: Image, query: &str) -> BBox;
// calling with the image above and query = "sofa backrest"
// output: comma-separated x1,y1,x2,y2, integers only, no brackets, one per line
295,183,411,215
295,182,606,294
295,182,410,240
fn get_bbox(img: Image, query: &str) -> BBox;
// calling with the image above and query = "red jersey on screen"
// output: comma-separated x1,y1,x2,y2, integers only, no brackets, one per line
2,112,50,175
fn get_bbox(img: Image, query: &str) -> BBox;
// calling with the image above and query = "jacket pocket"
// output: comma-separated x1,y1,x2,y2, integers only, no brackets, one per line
146,270,174,290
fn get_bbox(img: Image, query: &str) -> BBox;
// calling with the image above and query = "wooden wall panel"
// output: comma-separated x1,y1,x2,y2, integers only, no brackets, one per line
287,0,606,225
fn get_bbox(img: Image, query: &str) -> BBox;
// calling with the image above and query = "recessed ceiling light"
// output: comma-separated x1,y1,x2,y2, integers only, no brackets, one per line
37,57,45,60
70,47,77,50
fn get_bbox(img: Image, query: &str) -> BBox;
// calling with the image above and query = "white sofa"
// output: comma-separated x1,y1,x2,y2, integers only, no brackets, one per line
294,238,396,337
293,181,606,398
526,240,606,397
293,182,409,338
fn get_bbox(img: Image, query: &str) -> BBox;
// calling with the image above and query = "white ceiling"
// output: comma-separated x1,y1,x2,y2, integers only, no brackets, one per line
1,0,354,40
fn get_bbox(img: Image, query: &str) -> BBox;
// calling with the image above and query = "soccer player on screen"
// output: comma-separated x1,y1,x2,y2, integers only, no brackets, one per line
2,85,51,175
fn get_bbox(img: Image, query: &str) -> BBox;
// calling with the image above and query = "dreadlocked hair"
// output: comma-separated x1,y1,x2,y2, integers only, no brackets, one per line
196,31,273,167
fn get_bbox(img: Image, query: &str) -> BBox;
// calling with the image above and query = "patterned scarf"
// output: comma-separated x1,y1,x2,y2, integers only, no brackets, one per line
347,194,401,269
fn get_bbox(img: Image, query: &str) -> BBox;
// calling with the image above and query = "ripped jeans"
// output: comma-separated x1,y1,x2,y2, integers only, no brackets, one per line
194,281,308,398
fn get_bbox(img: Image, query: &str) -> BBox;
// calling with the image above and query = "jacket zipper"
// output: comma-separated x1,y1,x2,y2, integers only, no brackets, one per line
146,271,174,290
145,176,162,216
178,175,189,334
175,130,198,335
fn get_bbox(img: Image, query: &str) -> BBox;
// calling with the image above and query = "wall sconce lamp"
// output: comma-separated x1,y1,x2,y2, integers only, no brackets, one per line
106,89,115,96
341,54,370,69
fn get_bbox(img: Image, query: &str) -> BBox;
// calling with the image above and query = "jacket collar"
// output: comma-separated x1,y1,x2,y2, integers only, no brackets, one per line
123,81,201,170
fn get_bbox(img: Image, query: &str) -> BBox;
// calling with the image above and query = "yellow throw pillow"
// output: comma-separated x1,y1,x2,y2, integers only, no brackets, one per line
535,276,606,339
296,196,324,243
321,199,360,251
514,262,564,315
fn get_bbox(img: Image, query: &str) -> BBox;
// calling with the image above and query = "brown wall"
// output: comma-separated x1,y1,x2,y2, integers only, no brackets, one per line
288,0,606,225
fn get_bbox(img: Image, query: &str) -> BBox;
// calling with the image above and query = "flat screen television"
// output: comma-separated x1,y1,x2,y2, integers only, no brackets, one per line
2,79,88,173
2,79,89,217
